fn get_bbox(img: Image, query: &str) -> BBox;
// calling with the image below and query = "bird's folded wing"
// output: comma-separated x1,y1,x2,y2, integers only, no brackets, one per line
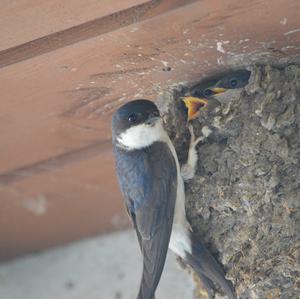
122,142,177,298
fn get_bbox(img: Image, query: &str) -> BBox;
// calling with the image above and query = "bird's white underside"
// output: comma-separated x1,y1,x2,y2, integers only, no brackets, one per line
117,119,194,257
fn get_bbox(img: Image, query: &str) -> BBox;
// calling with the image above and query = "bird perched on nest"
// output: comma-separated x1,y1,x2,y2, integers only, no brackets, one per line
183,69,251,120
112,99,237,299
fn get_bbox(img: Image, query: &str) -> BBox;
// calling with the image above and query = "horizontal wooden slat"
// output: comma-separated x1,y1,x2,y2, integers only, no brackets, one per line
0,0,299,176
0,0,198,67
0,0,148,51
0,0,299,259
0,140,111,186
0,150,127,260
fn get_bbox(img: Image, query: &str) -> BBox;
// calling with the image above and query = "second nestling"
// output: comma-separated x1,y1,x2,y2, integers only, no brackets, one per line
183,69,251,121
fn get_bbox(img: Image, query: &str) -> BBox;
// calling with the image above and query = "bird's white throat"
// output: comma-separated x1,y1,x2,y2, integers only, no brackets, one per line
117,119,168,150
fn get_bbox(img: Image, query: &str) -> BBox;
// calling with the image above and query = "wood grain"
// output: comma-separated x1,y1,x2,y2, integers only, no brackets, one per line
0,0,197,68
0,0,299,259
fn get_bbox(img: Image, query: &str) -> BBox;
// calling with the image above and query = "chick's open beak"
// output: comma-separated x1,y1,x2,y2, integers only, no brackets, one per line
183,97,208,121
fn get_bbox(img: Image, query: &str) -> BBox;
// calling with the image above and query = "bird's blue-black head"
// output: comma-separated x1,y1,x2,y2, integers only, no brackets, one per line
112,99,161,149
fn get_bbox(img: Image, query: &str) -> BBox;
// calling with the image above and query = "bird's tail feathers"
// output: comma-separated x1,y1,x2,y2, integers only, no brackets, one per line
185,232,237,299
137,231,169,299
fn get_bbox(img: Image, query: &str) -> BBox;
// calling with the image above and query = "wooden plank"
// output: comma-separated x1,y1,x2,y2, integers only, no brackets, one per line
0,0,148,51
0,0,299,259
0,150,128,260
0,0,197,67
0,0,299,176
0,140,111,185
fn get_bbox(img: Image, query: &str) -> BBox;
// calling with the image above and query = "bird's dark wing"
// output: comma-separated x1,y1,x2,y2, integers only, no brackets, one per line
114,142,177,299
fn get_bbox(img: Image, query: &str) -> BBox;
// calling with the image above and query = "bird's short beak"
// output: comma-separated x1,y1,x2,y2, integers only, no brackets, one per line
209,87,227,94
183,97,208,121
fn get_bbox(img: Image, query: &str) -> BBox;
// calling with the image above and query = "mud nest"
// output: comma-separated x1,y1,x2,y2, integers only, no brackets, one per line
158,64,300,299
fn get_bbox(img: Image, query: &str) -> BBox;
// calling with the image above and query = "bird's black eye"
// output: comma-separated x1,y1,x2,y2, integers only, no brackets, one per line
230,78,238,88
204,89,214,97
128,114,138,123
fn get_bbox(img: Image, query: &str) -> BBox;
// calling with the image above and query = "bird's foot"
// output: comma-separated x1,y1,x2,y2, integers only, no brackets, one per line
188,124,205,149
181,125,204,181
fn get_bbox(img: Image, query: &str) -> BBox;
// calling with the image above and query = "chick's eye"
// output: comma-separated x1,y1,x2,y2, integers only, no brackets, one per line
204,89,214,97
230,78,238,88
128,114,138,123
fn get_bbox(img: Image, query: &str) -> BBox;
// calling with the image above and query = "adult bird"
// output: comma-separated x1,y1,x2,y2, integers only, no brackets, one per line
112,99,237,299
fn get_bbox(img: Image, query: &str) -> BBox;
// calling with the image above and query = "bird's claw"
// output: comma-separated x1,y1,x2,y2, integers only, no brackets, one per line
188,124,204,148
181,125,204,181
